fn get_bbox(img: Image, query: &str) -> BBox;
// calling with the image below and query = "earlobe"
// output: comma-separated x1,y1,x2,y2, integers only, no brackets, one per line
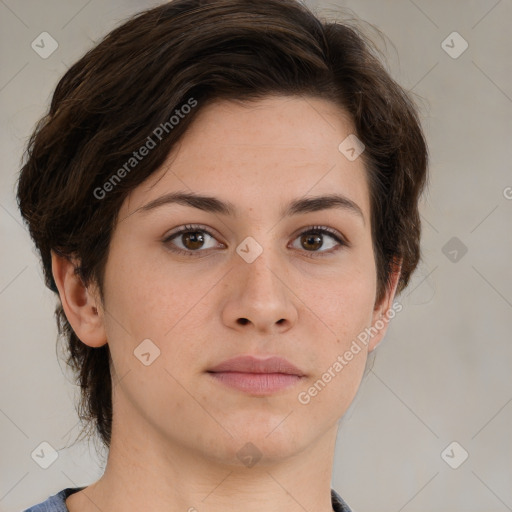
367,258,402,353
51,250,107,348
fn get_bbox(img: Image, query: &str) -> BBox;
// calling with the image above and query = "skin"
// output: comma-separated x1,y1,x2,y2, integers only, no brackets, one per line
52,95,401,512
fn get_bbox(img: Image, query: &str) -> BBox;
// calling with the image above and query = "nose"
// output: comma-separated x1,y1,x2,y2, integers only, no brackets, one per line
221,245,298,335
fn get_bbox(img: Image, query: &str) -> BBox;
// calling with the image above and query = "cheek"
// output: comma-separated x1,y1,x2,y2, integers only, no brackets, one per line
102,239,192,334
101,247,219,378
296,277,374,421
335,275,376,339
301,259,377,341
300,261,376,398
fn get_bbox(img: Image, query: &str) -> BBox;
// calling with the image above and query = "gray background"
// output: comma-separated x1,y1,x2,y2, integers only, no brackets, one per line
1,1,511,511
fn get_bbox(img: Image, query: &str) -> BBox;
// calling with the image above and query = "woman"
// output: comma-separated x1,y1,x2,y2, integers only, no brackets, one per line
17,0,428,510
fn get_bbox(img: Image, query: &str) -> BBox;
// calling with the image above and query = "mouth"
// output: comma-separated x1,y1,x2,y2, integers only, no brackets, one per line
206,355,306,395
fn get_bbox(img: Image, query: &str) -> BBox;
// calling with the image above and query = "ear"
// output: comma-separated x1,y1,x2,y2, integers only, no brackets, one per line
51,250,107,347
367,257,402,353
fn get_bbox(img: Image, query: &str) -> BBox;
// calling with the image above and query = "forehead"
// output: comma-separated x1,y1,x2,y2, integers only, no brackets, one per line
121,95,371,222
173,95,358,163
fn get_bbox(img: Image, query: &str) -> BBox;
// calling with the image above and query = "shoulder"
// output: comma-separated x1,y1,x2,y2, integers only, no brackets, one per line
22,487,85,512
331,488,353,512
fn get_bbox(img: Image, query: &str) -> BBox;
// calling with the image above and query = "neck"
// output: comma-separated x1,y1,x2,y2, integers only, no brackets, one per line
68,406,339,512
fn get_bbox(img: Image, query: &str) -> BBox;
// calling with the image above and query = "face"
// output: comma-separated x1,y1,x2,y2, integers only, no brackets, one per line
90,95,396,465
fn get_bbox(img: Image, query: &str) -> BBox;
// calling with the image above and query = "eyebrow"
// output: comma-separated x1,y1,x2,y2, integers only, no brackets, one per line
137,191,365,225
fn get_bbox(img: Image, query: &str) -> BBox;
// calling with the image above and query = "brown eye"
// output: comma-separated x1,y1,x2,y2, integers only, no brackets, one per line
163,224,222,256
181,230,206,250
163,224,346,258
290,226,346,256
301,233,323,251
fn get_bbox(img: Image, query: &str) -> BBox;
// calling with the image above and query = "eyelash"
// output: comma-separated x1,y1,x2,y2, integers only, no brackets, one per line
162,224,348,258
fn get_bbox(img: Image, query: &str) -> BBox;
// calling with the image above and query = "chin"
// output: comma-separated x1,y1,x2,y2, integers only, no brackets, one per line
189,418,309,468
210,437,309,469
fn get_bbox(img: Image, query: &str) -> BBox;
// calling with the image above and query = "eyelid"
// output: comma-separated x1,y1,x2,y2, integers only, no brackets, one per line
162,223,349,256
162,223,225,253
163,223,222,240
290,225,348,247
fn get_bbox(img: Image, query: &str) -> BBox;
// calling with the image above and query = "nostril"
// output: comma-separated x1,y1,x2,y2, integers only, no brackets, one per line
238,318,249,325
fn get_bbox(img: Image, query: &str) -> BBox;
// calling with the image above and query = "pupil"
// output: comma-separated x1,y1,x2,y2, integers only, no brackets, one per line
184,231,204,249
304,233,322,250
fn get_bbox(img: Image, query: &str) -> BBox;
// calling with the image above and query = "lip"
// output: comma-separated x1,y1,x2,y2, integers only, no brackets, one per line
207,355,306,395
207,355,305,376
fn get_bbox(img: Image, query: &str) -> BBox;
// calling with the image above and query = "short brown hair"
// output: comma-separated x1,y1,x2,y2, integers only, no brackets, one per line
16,0,428,451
